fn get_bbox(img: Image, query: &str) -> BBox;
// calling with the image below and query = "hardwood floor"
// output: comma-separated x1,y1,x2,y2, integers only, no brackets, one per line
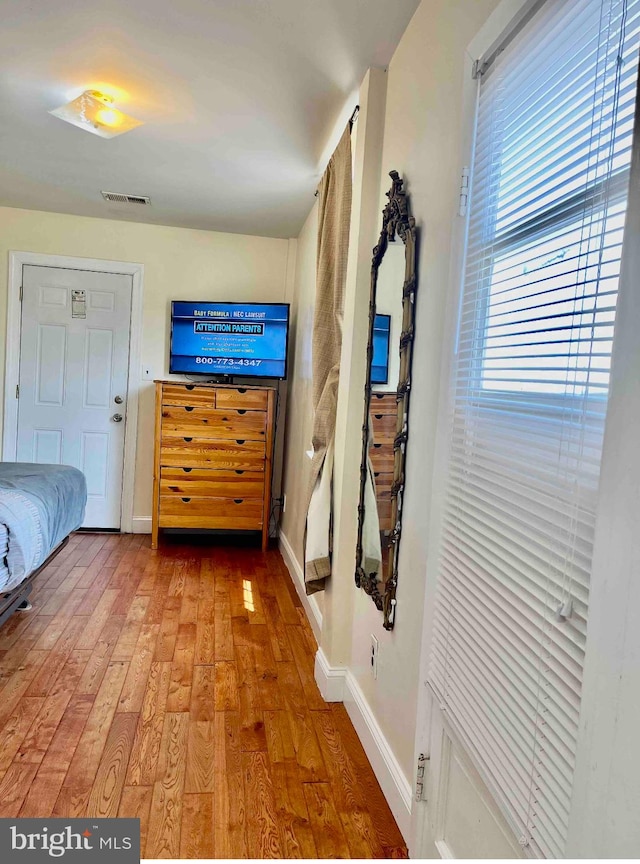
0,532,408,859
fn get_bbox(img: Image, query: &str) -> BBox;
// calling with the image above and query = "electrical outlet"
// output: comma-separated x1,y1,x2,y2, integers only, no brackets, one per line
371,634,379,679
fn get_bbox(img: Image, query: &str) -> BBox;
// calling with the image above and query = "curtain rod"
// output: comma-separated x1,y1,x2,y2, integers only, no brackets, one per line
314,105,360,197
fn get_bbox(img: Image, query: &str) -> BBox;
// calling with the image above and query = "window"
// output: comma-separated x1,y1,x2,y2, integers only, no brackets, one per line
429,0,640,857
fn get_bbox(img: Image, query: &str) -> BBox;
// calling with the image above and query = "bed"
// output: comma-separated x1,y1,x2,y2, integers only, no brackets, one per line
0,463,87,626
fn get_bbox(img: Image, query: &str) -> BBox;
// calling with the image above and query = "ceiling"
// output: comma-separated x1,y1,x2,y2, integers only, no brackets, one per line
0,0,419,238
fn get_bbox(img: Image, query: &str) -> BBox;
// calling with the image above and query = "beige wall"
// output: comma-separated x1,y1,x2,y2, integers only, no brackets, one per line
344,0,501,784
279,202,317,566
278,70,387,640
326,66,387,669
277,0,505,847
278,0,502,804
0,206,291,521
366,3,640,857
312,1,636,855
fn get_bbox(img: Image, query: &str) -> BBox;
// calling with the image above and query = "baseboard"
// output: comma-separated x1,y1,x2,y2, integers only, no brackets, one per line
343,670,413,841
313,648,413,842
314,646,347,702
435,840,455,858
131,517,152,534
278,530,322,643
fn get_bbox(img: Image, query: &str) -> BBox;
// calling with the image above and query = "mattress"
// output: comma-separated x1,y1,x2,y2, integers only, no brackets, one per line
0,463,87,593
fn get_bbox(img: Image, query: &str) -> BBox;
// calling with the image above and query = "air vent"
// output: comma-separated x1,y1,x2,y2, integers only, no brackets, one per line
101,191,150,205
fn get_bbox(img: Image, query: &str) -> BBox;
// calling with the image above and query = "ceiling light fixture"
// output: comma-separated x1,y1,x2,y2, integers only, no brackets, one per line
49,90,142,139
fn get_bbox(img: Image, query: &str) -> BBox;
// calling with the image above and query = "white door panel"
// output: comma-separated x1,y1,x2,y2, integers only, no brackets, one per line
33,429,63,464
84,329,114,408
17,265,132,528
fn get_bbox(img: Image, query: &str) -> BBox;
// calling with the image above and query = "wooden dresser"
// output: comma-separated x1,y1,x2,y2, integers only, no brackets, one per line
369,392,397,533
152,381,276,551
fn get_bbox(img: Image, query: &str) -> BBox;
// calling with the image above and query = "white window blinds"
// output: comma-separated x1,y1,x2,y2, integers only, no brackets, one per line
429,0,640,857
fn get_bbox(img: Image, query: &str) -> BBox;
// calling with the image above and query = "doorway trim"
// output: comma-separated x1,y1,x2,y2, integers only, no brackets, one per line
4,251,144,533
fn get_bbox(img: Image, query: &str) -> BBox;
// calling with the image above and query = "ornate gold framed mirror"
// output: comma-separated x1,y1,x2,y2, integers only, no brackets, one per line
355,171,417,630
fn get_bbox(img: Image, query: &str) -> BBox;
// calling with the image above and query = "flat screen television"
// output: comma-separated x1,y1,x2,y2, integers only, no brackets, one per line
371,313,391,385
170,301,290,380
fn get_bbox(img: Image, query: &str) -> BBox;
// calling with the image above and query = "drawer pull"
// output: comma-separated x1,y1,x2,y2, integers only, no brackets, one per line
373,443,382,449
182,468,192,473
184,437,193,442
235,470,244,475
236,439,245,444
238,388,247,393
169,486,179,491
375,414,383,419
186,385,195,390
182,497,191,503
237,409,247,415
234,499,244,504
185,406,194,412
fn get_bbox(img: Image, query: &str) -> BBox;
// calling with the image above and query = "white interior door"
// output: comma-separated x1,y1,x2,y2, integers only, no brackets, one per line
17,264,133,529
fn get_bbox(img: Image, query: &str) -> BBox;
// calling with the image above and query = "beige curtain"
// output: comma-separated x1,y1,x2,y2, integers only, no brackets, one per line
304,125,352,594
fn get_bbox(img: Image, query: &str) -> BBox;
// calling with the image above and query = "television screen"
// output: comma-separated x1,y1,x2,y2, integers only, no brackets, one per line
371,313,391,384
170,301,290,379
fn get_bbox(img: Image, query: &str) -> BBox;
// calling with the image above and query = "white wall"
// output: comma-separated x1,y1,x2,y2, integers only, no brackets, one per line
0,206,291,524
346,0,502,794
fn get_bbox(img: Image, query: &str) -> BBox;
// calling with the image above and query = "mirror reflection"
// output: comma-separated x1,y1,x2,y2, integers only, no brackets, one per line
369,242,405,555
355,171,417,630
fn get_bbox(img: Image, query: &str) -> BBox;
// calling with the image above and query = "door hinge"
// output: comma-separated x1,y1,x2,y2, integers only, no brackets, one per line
458,167,470,217
19,285,23,302
416,752,429,801
15,384,19,399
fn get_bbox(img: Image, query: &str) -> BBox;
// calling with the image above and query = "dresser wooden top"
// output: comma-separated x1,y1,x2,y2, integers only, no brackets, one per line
154,379,276,392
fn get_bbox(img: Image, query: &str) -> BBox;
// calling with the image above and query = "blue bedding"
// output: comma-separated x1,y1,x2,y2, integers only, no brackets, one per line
0,463,87,593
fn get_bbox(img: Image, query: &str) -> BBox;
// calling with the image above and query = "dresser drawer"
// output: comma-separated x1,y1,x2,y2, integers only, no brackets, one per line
370,443,394,473
160,467,264,498
158,495,263,529
152,380,274,550
160,406,267,440
373,471,393,532
373,471,394,497
161,384,216,407
370,393,397,414
370,411,396,443
159,438,265,470
215,387,269,411
376,499,393,532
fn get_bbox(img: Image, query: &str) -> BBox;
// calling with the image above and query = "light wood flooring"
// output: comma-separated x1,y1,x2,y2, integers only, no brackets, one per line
0,532,408,858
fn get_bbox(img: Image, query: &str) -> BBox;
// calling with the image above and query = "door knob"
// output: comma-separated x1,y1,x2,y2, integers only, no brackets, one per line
112,413,123,422
114,395,124,404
